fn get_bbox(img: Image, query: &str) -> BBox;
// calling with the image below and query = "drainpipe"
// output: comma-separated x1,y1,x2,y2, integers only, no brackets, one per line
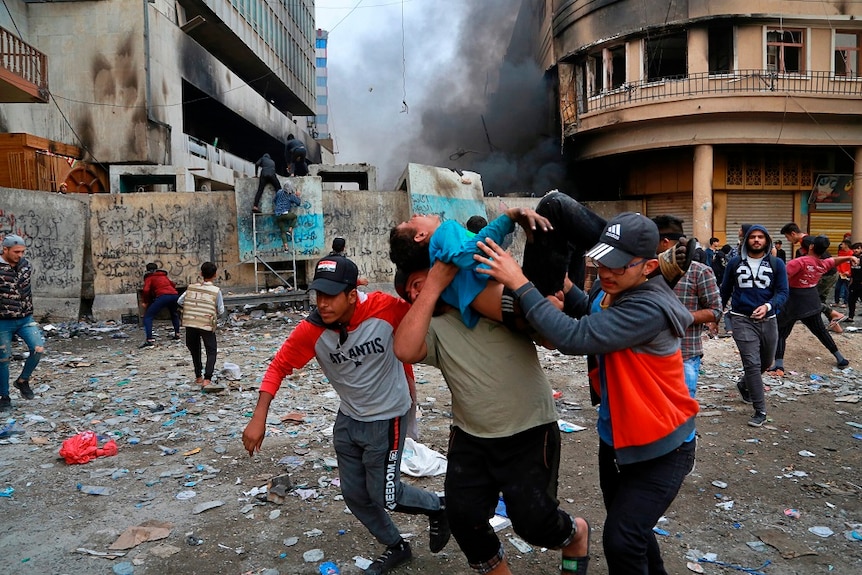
143,0,172,165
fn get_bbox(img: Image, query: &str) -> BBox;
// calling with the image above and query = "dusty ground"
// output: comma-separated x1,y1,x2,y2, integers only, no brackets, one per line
1,304,861,575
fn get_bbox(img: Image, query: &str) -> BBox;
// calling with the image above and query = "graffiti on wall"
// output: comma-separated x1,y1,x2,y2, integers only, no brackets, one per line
236,177,325,261
0,205,83,293
321,197,402,284
90,193,238,293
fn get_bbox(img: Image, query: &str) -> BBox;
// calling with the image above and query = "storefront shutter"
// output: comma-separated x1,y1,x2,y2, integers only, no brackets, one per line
646,194,695,238
725,192,795,242
809,210,852,246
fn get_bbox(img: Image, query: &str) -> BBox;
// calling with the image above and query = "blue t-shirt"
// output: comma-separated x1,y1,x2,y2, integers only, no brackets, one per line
428,215,515,328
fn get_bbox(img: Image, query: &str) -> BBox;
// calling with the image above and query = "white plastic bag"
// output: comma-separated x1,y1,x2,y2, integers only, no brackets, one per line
400,438,447,477
221,362,242,380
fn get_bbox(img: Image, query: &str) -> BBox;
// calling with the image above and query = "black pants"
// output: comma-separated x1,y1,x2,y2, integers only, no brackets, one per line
599,439,695,575
775,311,838,361
253,173,280,208
444,423,575,567
185,327,217,379
522,191,606,292
849,283,862,319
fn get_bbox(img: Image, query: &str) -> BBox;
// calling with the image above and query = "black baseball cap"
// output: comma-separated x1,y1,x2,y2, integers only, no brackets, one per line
585,212,659,268
310,255,359,295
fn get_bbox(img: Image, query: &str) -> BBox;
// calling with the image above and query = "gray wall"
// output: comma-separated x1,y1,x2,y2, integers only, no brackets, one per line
1,187,554,320
0,188,87,319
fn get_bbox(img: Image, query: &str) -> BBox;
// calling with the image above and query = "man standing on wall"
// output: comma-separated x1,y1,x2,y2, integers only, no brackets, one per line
653,216,722,398
0,234,45,411
253,152,280,214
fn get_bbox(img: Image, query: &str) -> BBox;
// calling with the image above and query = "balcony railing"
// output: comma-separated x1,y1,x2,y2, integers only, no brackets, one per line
0,25,47,102
580,69,862,115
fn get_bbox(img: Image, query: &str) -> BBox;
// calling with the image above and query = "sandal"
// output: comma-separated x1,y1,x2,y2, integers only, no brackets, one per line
561,518,590,575
766,368,785,378
201,380,226,393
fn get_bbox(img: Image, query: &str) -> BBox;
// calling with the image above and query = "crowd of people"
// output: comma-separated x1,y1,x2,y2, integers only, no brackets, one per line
2,190,859,574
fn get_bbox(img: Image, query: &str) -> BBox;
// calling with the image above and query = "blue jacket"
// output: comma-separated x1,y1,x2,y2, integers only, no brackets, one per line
720,224,788,316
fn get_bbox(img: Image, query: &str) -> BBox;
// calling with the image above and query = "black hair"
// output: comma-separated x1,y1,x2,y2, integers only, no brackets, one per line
651,215,685,235
145,263,158,272
812,235,830,257
389,226,431,274
852,242,862,250
465,215,488,234
721,244,732,254
709,237,720,244
201,261,217,279
780,222,801,235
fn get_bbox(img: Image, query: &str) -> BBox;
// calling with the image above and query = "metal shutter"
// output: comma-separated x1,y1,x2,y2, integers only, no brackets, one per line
809,210,852,247
646,194,695,238
725,192,795,241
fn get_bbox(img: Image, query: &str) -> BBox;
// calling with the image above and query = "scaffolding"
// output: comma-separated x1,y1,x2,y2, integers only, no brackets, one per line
251,212,297,292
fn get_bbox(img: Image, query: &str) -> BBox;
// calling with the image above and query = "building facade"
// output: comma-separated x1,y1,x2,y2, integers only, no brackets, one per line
0,0,320,193
532,0,862,245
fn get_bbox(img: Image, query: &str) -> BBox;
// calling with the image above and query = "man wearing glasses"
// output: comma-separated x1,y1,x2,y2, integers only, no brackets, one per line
475,212,698,574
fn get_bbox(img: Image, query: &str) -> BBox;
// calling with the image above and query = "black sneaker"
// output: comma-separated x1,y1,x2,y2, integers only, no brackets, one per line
366,541,412,575
736,379,752,404
138,340,155,349
0,396,10,411
748,412,767,427
428,498,451,553
13,379,34,400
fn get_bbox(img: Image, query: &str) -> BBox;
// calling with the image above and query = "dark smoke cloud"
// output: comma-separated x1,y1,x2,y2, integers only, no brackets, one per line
324,0,568,194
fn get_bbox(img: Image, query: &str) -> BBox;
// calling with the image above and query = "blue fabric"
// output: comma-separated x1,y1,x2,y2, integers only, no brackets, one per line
682,355,701,398
0,316,44,397
273,186,301,215
428,216,515,328
590,293,614,446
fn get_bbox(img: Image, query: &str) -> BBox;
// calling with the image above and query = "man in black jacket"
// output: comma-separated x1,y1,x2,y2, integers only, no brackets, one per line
253,153,279,213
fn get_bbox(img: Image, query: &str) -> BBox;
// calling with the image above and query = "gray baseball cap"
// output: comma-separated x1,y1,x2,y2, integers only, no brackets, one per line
2,234,25,248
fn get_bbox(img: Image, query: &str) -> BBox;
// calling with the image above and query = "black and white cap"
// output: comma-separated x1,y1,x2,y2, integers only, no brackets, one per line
585,212,659,268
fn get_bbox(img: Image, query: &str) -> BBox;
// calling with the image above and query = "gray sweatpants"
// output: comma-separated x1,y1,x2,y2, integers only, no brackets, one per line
333,410,441,546
730,314,777,414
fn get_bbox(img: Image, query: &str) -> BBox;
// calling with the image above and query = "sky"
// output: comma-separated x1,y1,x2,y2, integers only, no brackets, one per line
313,0,569,194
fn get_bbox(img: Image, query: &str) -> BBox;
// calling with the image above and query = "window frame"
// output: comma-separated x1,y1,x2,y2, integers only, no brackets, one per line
708,24,735,76
765,26,807,75
643,30,688,83
834,29,861,79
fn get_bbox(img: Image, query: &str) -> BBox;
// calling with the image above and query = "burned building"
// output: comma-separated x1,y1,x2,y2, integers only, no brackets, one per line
524,0,862,244
0,0,330,193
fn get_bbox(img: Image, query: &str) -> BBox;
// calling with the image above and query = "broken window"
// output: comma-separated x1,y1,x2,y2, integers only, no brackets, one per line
584,45,626,96
834,30,861,78
767,28,805,73
708,25,734,74
645,31,687,82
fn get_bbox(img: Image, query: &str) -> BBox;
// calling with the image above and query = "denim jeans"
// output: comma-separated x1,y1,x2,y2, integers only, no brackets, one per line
599,439,696,575
0,316,45,397
682,355,701,398
143,294,180,340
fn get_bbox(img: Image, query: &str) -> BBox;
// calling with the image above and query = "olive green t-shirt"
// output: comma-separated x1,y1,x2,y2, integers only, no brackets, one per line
423,310,558,438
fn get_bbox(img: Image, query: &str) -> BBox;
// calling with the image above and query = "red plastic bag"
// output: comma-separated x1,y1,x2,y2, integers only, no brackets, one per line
59,430,118,464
